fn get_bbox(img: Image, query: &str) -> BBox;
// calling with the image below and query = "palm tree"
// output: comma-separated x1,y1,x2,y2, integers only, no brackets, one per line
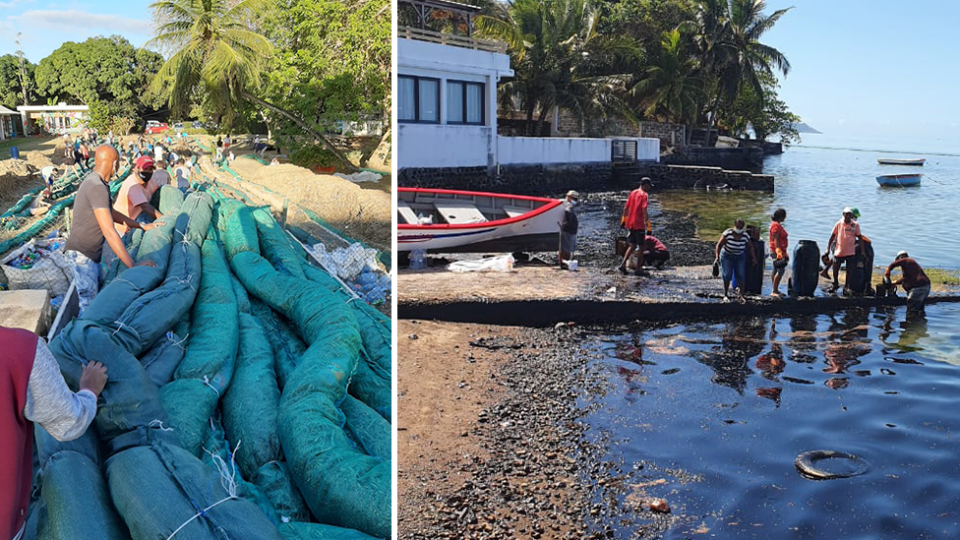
478,0,639,136
149,0,358,170
682,0,791,128
630,29,702,126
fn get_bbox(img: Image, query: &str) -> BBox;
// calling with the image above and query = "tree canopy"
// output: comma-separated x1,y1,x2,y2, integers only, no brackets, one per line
35,36,164,120
0,54,41,110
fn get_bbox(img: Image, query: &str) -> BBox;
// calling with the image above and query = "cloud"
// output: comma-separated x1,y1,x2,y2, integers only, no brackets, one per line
8,10,152,38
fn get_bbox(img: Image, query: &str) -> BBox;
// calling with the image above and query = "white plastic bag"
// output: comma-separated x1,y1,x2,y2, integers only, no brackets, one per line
447,255,515,273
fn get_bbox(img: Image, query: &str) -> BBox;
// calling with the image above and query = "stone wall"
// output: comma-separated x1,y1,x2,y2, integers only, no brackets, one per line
639,164,773,191
662,146,764,172
399,162,613,195
639,122,686,150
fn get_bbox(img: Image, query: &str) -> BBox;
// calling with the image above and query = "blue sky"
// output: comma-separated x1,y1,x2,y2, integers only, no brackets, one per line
0,0,154,61
763,0,960,140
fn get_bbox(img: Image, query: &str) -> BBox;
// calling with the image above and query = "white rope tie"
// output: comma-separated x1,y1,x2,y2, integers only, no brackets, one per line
169,333,189,351
165,496,236,540
148,420,174,432
202,376,220,396
112,278,143,293
111,321,142,342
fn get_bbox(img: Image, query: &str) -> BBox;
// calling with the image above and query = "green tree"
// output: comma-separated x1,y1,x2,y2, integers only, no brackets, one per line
149,0,373,171
478,0,641,135
629,29,702,126
35,36,163,111
0,54,42,109
683,0,791,127
723,74,799,145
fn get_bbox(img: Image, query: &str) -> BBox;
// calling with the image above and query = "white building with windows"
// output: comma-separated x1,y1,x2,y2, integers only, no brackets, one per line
398,0,658,174
17,103,90,135
0,105,19,140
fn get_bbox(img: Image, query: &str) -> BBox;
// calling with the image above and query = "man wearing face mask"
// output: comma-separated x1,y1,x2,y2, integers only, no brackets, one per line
558,190,579,270
64,146,160,312
113,156,165,236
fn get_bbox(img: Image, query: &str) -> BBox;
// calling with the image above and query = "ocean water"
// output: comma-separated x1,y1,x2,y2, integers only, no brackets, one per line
581,304,960,539
657,133,960,269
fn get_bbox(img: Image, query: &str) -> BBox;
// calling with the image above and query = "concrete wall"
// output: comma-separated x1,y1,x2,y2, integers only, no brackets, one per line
399,162,613,196
398,124,493,169
662,146,764,172
399,38,512,77
498,136,610,165
639,121,686,150
639,164,774,191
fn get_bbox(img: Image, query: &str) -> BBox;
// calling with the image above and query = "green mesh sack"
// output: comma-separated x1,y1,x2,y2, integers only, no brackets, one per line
48,320,169,446
103,228,144,285
226,253,389,537
278,522,379,540
126,196,182,273
341,396,390,461
252,461,311,524
252,207,304,279
222,201,260,260
158,378,219,457
250,298,305,391
105,440,282,540
173,311,191,345
173,229,238,393
34,424,101,469
140,331,186,388
202,416,280,526
222,312,281,478
231,274,252,315
79,265,164,326
38,451,130,540
157,185,185,215
109,237,202,356
301,265,391,418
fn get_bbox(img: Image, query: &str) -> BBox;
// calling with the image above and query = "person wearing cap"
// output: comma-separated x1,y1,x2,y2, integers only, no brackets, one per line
826,207,866,292
558,190,579,270
619,178,653,275
64,146,161,312
113,156,165,237
885,251,931,317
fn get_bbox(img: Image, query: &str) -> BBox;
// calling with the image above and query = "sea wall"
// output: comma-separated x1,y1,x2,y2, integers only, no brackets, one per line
398,162,612,195
638,122,687,150
639,164,774,191
662,146,764,171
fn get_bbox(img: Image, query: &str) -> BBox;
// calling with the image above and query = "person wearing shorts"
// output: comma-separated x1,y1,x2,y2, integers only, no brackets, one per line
769,208,789,296
827,207,864,292
619,177,652,275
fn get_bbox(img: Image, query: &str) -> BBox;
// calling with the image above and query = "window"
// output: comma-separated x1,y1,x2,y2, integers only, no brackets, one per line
398,75,440,123
446,80,484,125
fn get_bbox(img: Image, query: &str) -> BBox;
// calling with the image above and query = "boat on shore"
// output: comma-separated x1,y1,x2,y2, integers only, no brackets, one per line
397,188,564,252
876,173,922,187
877,158,925,166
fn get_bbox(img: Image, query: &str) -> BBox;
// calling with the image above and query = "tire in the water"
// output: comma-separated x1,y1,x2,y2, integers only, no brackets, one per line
795,450,869,480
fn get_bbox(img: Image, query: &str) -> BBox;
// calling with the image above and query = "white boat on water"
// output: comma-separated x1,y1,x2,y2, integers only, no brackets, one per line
877,158,925,166
397,188,565,252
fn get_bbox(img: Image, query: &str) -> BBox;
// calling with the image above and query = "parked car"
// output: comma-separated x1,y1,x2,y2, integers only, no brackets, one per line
191,121,204,129
145,121,169,134
173,122,184,131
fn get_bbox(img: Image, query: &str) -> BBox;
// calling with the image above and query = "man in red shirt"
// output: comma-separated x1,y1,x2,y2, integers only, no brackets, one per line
885,251,931,317
619,177,652,275
643,235,670,269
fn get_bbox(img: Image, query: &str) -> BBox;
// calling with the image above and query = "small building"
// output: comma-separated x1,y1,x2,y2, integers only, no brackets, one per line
0,105,19,140
17,103,90,135
397,0,658,188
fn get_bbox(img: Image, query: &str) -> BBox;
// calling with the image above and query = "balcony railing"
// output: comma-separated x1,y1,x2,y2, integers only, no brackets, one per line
399,26,507,54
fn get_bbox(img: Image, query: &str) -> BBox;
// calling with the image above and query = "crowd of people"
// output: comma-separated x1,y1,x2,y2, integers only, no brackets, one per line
556,177,931,314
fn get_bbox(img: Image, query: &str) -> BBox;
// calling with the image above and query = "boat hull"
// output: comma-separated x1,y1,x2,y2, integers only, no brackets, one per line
398,188,565,252
877,159,925,166
876,174,921,187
